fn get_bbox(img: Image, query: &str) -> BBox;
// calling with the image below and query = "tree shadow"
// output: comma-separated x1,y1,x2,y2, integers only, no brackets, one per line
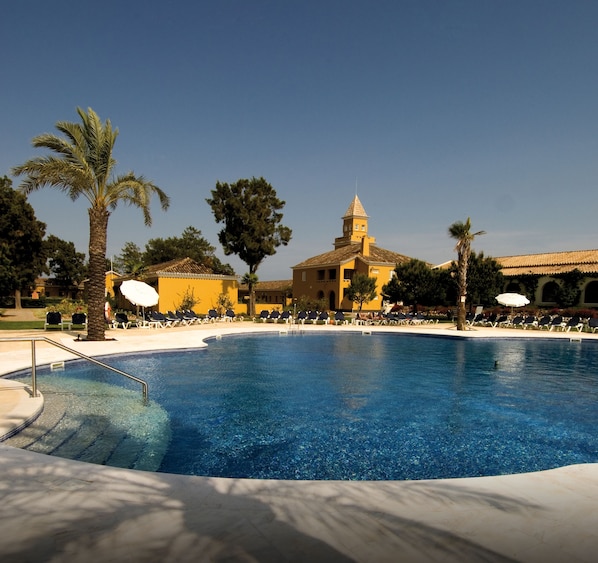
0,444,563,562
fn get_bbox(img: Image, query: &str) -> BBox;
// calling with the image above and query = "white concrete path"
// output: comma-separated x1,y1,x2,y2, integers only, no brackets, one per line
0,322,597,562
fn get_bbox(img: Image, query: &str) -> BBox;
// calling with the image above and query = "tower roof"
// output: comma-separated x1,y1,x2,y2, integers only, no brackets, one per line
343,194,368,219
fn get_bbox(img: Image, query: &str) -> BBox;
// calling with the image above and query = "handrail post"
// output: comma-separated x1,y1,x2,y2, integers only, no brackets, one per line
31,340,38,398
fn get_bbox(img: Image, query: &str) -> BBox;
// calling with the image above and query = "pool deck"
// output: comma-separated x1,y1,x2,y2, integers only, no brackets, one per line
1,322,597,562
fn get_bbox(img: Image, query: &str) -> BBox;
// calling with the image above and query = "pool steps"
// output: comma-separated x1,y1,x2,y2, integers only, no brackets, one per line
3,390,163,471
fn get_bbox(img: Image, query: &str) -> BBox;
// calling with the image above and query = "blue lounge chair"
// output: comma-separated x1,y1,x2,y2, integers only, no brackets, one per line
112,312,136,329
70,312,87,330
563,316,583,332
537,316,552,330
269,310,281,322
548,316,564,331
204,309,219,323
279,310,291,323
522,316,537,329
588,318,598,333
45,311,67,330
183,310,201,324
334,311,347,325
258,310,270,322
296,311,308,324
149,311,172,328
317,311,330,324
224,309,236,322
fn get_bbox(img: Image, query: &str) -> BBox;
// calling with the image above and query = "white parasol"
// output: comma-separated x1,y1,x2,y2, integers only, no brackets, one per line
120,280,159,320
495,292,530,309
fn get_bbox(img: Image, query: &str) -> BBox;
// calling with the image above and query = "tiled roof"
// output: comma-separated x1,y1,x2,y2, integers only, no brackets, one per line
496,249,598,276
343,195,368,218
239,280,292,291
144,257,214,276
293,243,412,269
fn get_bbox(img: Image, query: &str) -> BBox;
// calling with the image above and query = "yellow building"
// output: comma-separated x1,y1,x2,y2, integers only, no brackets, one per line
113,257,239,315
292,195,412,311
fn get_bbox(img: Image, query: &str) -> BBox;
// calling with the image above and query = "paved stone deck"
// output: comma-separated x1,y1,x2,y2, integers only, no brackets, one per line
0,322,596,562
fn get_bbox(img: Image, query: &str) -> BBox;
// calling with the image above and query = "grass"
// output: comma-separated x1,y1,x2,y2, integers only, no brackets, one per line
0,321,45,330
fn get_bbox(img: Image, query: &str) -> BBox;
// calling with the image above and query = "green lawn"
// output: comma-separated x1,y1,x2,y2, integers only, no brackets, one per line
0,321,44,330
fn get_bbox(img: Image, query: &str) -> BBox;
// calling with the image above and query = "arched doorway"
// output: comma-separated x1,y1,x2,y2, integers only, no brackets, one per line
542,281,560,303
584,280,598,304
329,291,336,311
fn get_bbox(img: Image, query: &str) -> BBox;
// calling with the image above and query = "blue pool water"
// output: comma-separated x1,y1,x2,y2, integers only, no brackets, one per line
19,332,598,480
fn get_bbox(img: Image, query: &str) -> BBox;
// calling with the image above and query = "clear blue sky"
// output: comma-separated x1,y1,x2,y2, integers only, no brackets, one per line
2,0,597,279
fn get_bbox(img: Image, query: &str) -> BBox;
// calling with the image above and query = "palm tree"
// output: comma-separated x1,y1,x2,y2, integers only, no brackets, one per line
241,272,259,317
12,107,169,340
448,218,486,331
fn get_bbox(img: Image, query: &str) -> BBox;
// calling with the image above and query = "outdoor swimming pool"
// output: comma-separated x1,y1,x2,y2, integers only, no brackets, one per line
12,332,598,480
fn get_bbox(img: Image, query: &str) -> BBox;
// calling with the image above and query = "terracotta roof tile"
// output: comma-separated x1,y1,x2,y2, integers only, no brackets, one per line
497,249,598,275
239,280,292,291
144,257,214,276
293,243,413,269
343,195,368,218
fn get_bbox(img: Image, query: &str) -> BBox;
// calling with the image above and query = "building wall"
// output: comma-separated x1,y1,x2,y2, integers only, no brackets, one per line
155,277,239,315
505,275,598,308
293,259,394,311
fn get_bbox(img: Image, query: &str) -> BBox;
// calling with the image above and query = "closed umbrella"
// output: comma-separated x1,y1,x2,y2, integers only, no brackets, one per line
120,280,159,321
495,292,530,310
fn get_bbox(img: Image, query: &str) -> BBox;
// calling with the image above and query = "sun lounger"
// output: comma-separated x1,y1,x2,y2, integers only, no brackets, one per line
548,316,564,331
563,316,583,332
522,316,537,329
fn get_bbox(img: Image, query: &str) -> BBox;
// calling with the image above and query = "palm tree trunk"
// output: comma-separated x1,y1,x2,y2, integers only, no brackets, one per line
456,248,469,331
87,207,109,340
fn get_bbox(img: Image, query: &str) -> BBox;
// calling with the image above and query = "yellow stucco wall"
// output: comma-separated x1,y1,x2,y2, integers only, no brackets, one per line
293,259,394,311
155,277,240,315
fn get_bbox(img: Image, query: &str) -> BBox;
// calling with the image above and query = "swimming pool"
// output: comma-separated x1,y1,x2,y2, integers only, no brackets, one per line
12,332,598,480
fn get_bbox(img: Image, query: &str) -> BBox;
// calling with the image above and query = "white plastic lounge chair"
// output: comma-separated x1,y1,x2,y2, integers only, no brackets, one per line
45,311,68,330
563,316,583,332
522,316,537,329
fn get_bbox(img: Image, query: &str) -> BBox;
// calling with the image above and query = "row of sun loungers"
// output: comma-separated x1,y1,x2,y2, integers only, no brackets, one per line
468,313,598,332
111,309,240,329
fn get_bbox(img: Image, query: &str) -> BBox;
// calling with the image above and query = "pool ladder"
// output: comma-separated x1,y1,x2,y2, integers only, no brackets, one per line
0,336,148,403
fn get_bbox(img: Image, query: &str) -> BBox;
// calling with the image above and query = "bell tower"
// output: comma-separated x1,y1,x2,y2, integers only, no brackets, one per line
334,195,376,251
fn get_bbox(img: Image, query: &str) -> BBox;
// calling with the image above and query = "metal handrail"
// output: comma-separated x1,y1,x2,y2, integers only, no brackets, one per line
0,336,148,403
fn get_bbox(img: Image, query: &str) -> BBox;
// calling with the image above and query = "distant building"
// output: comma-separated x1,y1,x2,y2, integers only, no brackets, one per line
292,195,413,311
238,280,293,313
112,257,239,314
496,250,598,307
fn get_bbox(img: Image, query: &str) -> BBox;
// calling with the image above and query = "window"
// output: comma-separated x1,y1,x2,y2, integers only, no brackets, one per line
301,271,306,282
541,281,559,302
328,269,337,280
344,269,354,280
585,281,598,303
317,269,325,281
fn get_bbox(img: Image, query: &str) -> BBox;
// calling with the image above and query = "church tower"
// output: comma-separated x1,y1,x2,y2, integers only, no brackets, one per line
334,194,376,252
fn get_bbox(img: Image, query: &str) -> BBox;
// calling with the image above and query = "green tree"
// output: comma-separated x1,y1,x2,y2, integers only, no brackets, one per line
43,235,87,289
451,251,504,308
113,241,145,276
143,226,233,274
12,107,169,340
448,218,485,330
382,259,436,312
207,177,292,316
556,269,584,308
0,176,46,305
346,273,378,311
